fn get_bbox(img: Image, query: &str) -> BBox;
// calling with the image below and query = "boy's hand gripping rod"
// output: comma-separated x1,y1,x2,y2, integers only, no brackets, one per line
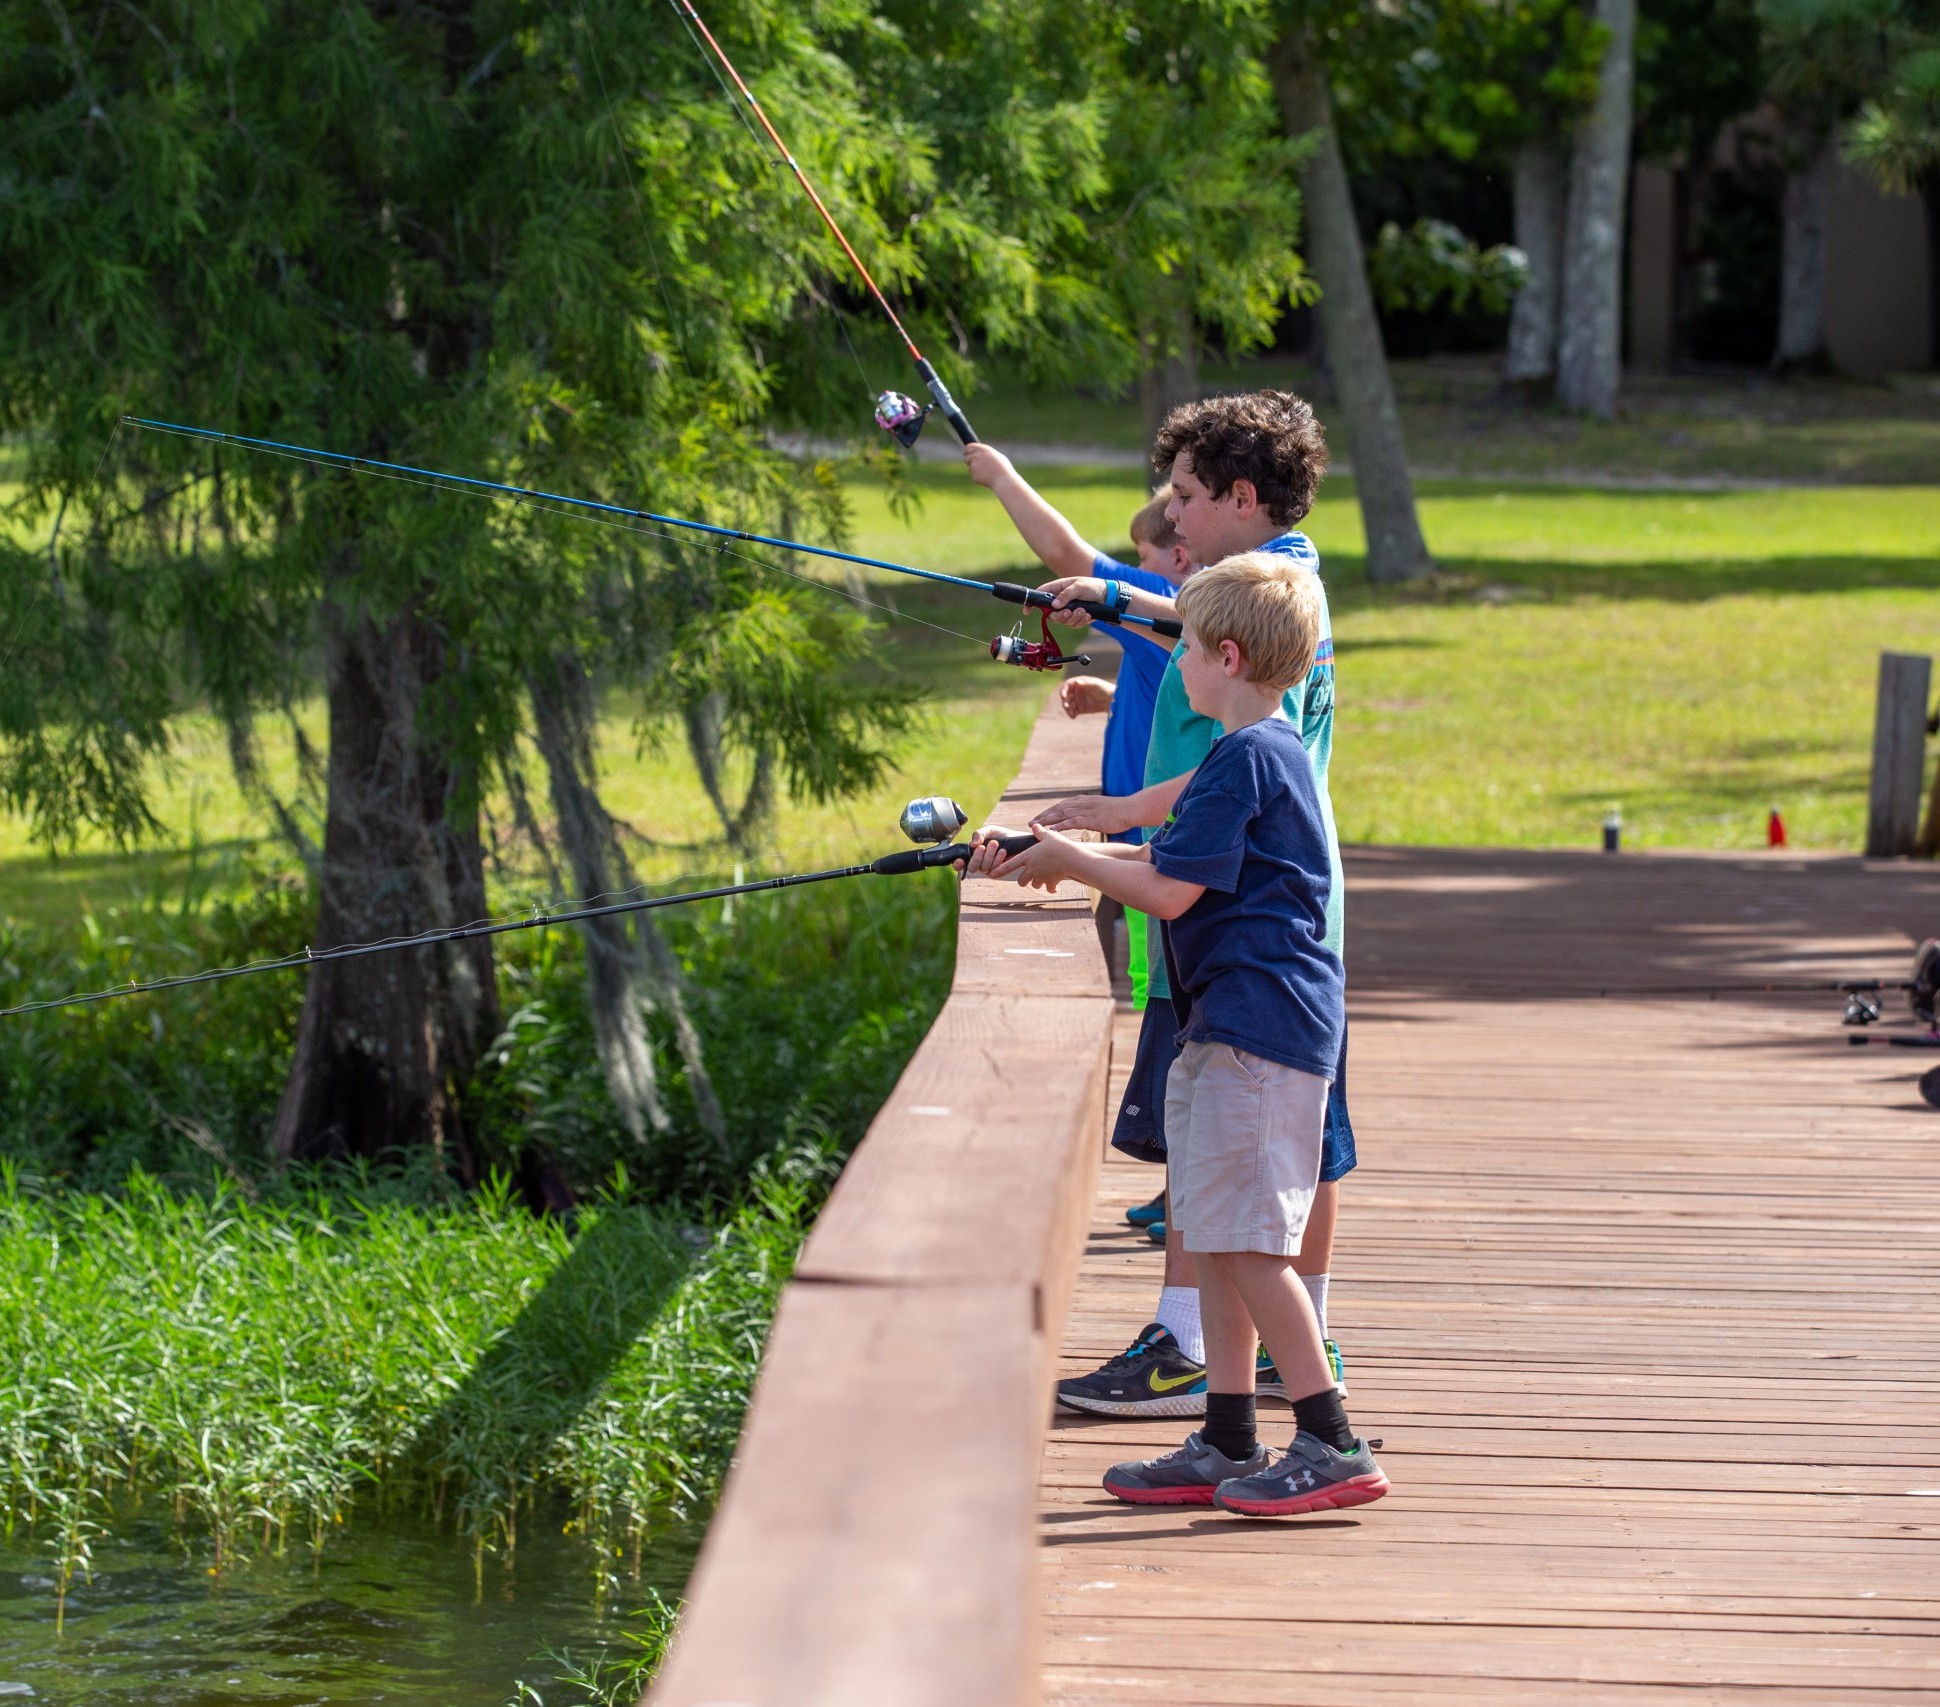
0,799,1032,1021
121,418,1182,646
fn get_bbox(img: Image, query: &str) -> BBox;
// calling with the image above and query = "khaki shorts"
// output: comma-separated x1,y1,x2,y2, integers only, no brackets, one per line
1163,1040,1330,1257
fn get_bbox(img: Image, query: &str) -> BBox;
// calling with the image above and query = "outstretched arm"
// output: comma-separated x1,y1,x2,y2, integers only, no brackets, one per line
963,444,1097,580
1031,768,1198,836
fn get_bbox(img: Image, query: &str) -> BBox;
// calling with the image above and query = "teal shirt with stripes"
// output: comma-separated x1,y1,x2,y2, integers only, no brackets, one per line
1141,532,1340,1002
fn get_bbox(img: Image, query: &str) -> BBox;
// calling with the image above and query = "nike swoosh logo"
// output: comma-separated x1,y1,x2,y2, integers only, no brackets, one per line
1148,1368,1206,1394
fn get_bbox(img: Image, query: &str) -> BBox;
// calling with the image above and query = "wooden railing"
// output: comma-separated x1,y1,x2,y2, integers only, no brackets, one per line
649,693,1112,1707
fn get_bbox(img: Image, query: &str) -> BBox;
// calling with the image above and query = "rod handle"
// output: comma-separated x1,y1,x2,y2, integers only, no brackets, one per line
989,582,1184,640
916,358,978,445
870,834,1038,876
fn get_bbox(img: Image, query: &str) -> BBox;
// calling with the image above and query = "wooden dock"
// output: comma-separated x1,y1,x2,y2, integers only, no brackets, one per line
1042,845,1940,1705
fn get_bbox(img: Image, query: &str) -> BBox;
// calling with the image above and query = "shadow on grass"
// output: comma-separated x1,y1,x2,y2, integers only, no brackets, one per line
416,1207,701,1503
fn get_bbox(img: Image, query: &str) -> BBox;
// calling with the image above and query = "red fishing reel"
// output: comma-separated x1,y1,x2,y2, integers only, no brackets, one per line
990,611,1090,672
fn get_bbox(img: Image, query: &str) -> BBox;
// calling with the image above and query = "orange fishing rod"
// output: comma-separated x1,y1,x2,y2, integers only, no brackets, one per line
669,0,979,447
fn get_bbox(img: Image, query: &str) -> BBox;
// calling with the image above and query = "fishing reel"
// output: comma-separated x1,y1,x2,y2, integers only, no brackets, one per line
875,390,931,449
991,611,1091,673
865,796,1035,874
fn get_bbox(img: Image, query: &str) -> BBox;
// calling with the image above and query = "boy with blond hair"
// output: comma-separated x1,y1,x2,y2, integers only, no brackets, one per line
968,553,1386,1514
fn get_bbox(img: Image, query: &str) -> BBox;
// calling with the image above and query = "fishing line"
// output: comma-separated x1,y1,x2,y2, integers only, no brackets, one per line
133,420,987,649
0,800,1033,1021
121,418,1180,645
666,0,980,447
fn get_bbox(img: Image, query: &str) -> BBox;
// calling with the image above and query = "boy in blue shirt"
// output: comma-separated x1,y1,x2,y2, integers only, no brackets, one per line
967,553,1387,1516
962,443,1187,999
1026,393,1355,1419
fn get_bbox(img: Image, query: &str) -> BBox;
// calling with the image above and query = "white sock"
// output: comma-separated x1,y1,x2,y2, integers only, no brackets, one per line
1301,1273,1331,1341
1155,1286,1204,1363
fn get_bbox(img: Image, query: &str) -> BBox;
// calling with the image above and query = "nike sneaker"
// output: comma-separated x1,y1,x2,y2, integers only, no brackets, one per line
1214,1431,1389,1517
1103,1429,1270,1506
1256,1339,1347,1401
1124,1191,1166,1229
1055,1323,1207,1418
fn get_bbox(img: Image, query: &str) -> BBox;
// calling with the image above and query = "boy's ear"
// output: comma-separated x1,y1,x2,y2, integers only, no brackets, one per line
1229,478,1259,517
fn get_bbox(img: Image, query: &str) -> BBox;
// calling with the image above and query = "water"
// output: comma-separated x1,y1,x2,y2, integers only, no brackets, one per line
0,1509,700,1706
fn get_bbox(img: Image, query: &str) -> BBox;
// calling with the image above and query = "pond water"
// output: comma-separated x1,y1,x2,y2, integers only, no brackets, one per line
0,1509,700,1706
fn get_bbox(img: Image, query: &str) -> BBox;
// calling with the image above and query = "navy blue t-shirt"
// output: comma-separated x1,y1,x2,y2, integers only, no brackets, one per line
1090,552,1177,806
1148,717,1344,1078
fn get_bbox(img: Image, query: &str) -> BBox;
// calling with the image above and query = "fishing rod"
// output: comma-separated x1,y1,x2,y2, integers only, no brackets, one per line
123,417,1180,670
0,798,1034,1021
667,0,977,453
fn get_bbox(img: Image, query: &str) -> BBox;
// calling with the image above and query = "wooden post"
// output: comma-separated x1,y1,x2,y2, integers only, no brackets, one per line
1866,652,1933,857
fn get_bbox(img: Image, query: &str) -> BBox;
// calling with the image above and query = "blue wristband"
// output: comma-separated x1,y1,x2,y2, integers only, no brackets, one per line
1099,579,1130,616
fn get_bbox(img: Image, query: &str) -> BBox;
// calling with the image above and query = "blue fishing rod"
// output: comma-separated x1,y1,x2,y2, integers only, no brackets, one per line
124,417,1182,666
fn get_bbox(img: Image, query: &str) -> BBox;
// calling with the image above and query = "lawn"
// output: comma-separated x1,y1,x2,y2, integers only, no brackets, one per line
3,436,1937,930
845,464,1940,851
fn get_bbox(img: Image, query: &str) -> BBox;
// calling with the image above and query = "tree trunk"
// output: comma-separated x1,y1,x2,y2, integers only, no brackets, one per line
530,659,725,1148
1774,155,1831,372
1504,136,1569,399
1138,286,1200,446
271,575,497,1166
1556,0,1637,419
1925,175,1940,372
1268,29,1432,585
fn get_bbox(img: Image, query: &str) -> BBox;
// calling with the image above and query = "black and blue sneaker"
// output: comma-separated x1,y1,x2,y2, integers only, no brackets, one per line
1055,1323,1207,1418
1124,1191,1166,1230
1146,1218,1167,1245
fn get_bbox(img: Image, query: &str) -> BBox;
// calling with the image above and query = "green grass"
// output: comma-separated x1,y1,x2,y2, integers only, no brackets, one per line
0,1165,798,1607
846,464,1940,850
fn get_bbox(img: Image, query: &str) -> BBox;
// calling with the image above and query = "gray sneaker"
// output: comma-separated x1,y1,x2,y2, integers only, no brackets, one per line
1102,1430,1271,1507
1214,1431,1389,1517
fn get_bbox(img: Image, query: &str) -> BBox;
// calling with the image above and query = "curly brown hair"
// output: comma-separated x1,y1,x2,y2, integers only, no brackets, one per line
1150,391,1330,526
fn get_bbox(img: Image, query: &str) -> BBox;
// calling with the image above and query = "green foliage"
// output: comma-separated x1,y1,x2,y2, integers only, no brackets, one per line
1323,0,1605,165
475,872,958,1203
1636,0,1767,162
0,855,954,1200
1846,42,1940,190
1757,0,1910,161
1369,219,1529,317
507,1594,680,1707
0,1164,801,1576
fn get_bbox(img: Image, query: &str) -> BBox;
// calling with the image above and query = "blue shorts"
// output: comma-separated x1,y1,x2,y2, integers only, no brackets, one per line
1110,1001,1357,1182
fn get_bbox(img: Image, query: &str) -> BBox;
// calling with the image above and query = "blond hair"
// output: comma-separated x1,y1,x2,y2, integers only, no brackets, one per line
1128,485,1180,552
1173,551,1323,691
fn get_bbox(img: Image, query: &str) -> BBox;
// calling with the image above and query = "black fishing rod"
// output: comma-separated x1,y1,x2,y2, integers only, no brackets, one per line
667,0,976,452
123,417,1181,667
0,799,1033,1021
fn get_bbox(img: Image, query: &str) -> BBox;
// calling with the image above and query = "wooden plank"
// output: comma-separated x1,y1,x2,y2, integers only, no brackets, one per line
653,1282,1041,1707
1039,845,1940,1705
650,690,1112,1707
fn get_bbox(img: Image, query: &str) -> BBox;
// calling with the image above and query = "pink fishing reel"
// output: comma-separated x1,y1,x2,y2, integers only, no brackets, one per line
874,389,930,449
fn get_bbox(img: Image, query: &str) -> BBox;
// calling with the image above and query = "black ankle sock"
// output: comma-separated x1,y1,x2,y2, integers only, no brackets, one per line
1293,1387,1356,1453
1202,1391,1257,1461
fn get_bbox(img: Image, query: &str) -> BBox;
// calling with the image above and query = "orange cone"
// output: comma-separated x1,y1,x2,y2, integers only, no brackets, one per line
1768,809,1787,848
